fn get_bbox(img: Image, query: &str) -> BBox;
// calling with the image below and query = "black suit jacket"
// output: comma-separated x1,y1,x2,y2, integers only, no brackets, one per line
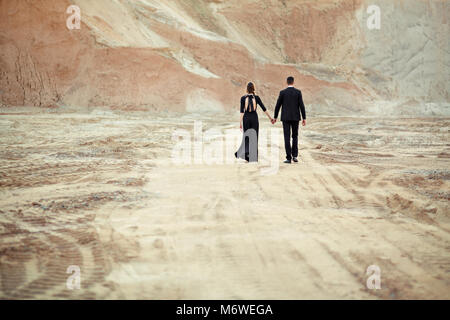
274,87,306,122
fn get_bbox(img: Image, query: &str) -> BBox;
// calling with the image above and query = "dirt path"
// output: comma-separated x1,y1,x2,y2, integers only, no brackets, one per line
0,110,449,299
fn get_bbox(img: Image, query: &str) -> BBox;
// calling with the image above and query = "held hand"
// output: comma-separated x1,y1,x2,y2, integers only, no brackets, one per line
240,122,243,132
302,119,306,126
271,118,277,125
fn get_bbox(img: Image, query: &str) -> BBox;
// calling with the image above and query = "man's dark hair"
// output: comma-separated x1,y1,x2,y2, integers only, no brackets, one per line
287,76,294,85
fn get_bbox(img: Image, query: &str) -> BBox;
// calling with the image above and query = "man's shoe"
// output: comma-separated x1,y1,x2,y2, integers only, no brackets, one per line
293,157,298,163
284,159,291,164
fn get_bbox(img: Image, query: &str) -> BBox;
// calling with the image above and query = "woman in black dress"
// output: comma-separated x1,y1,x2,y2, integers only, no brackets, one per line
235,82,274,162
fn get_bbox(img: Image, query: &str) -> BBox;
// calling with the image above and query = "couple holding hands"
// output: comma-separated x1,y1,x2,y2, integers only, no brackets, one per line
235,76,307,164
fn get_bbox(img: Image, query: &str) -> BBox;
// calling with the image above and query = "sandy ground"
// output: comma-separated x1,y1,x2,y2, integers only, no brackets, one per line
0,108,449,299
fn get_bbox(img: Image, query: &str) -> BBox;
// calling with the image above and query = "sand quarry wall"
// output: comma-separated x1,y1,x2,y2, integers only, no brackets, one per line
0,0,448,115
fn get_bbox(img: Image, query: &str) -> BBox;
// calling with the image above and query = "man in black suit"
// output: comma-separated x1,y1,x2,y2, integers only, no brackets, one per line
272,76,306,164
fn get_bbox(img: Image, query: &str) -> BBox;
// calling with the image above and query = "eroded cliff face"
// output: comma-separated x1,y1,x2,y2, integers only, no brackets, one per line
0,0,448,114
358,0,449,103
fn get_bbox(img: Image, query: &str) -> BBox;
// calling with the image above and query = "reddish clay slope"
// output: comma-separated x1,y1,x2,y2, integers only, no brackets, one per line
0,0,447,113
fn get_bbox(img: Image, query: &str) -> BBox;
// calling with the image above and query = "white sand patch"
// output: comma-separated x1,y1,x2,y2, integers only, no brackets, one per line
171,50,220,79
208,2,272,62
368,100,450,117
138,0,230,43
72,0,169,48
186,89,224,113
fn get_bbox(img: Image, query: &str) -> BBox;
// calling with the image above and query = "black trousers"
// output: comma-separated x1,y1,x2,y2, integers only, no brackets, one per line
235,112,259,162
282,120,299,160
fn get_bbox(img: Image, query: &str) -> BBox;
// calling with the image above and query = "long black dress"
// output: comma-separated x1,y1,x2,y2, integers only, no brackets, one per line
235,94,267,162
